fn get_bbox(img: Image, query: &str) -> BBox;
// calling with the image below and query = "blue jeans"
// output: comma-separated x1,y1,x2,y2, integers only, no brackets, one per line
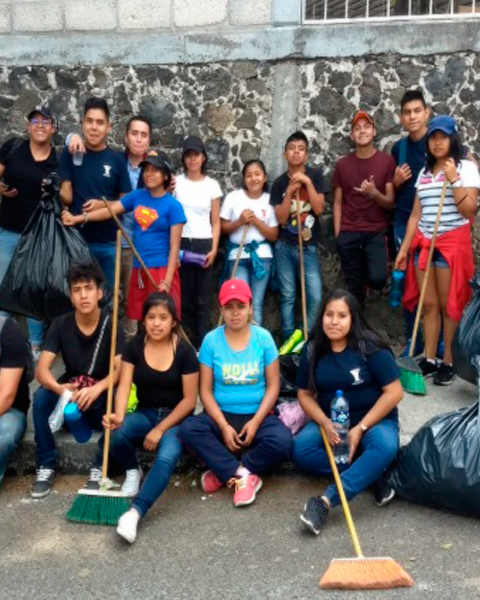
275,240,322,340
0,227,45,346
229,258,272,326
105,409,183,518
292,419,399,509
33,386,106,468
0,408,26,487
88,241,116,288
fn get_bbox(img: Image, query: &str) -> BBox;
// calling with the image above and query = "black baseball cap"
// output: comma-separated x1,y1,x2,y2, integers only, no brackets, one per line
139,150,172,173
27,105,54,122
182,135,206,156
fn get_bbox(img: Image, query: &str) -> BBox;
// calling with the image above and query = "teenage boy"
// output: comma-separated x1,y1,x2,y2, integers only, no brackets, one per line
333,111,396,303
0,317,31,489
270,131,326,342
0,105,58,359
31,263,124,498
59,97,131,286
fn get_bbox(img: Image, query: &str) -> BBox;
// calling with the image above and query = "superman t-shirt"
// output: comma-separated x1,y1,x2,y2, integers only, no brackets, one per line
121,189,186,268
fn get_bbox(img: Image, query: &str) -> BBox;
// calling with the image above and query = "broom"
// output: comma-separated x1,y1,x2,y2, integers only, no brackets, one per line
319,428,414,590
66,230,131,525
397,180,448,395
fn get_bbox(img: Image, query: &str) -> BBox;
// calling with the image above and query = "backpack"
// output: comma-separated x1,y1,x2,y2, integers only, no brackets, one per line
0,316,35,382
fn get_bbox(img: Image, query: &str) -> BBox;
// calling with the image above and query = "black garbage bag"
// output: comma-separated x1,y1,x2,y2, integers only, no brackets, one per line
452,272,480,385
0,173,99,323
279,353,301,400
387,360,480,518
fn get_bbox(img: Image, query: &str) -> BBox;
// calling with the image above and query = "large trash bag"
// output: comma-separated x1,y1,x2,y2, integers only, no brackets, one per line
387,358,480,518
452,272,480,385
279,353,301,399
0,173,97,322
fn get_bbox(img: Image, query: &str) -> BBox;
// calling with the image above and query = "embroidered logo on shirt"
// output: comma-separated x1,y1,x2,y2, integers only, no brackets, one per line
222,362,259,385
103,165,112,178
350,368,364,385
134,206,159,231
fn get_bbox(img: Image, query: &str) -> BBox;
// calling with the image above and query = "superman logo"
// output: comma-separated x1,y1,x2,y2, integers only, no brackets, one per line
134,206,159,231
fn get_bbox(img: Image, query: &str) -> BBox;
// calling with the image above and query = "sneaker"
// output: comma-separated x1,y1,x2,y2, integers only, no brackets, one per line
116,508,141,544
300,496,329,535
121,467,143,498
31,467,56,498
372,476,396,507
417,357,438,378
228,474,263,507
201,470,223,494
434,362,455,386
84,467,102,490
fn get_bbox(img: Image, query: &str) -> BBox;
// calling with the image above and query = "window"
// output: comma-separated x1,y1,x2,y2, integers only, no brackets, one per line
304,0,480,21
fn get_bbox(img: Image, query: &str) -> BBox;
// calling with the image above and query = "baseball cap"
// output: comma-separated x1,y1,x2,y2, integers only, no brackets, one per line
351,110,375,129
218,279,252,306
27,105,54,122
427,115,458,137
139,150,172,173
182,135,207,156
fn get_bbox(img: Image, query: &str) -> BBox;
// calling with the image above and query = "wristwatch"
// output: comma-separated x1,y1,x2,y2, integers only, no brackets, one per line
359,422,369,432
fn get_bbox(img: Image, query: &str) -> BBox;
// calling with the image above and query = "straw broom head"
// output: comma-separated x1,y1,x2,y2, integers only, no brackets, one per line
320,556,414,590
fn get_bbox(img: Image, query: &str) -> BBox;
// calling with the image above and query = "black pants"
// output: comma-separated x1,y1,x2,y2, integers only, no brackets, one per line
336,231,388,303
180,238,213,349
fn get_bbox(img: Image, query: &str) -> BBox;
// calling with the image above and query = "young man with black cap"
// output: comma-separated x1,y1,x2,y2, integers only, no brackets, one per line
0,105,58,359
174,135,222,348
333,111,396,303
59,97,132,287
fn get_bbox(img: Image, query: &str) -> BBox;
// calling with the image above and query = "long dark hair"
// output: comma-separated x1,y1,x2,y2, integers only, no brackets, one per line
307,289,391,394
426,131,462,171
141,292,182,340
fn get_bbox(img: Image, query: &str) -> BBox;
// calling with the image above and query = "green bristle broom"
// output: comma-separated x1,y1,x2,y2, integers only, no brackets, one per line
397,180,447,395
66,230,131,524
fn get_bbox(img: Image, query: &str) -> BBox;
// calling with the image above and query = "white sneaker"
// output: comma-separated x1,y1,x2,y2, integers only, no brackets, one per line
121,467,143,498
116,508,141,544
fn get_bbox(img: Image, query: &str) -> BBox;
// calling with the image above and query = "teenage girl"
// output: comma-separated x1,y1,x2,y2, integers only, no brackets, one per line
220,160,278,325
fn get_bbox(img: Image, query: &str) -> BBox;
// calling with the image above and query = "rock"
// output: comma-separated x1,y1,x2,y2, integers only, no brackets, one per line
206,138,229,170
0,96,14,110
92,68,109,89
394,61,424,89
309,88,354,125
373,106,397,135
202,103,234,133
12,90,42,116
139,97,175,128
113,86,132,116
246,78,268,96
56,69,78,90
198,67,232,101
235,109,257,129
232,62,258,79
48,90,72,117
30,68,50,91
239,141,260,163
329,71,352,92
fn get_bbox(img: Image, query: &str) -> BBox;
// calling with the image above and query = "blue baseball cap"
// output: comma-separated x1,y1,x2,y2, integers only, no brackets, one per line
427,115,458,136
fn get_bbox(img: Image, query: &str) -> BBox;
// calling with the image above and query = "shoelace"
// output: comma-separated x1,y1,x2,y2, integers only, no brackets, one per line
227,476,246,492
89,468,102,482
36,467,54,482
123,469,141,492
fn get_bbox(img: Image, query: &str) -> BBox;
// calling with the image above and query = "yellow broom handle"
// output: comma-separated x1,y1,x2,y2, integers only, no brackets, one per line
320,427,363,558
295,192,308,340
101,230,122,479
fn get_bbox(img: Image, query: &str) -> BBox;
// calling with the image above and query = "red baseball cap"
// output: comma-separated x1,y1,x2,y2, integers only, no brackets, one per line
351,110,375,129
218,279,252,306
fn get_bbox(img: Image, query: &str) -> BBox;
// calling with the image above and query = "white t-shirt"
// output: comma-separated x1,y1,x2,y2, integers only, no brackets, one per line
220,189,278,260
416,159,480,238
174,174,222,239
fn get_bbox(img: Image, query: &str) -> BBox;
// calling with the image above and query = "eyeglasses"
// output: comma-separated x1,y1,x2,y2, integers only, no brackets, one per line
30,117,52,126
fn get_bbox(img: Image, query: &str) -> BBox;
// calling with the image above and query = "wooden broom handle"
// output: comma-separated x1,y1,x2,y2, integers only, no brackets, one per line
296,192,308,340
320,427,363,558
409,180,448,358
101,229,122,479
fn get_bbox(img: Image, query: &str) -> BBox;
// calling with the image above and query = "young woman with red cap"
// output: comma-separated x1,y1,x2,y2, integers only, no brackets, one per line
179,279,292,507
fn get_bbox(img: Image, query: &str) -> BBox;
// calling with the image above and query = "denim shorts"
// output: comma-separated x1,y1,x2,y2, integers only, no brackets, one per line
413,248,448,269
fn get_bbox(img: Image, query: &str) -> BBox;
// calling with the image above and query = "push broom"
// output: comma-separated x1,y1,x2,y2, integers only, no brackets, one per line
66,230,131,525
397,180,447,395
319,428,414,590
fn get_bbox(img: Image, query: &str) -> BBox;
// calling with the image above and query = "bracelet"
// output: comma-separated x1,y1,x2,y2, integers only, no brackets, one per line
449,176,460,185
451,178,462,188
80,212,89,227
455,194,468,207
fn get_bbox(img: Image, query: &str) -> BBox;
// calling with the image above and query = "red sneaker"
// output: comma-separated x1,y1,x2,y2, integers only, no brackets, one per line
228,474,263,507
201,470,223,494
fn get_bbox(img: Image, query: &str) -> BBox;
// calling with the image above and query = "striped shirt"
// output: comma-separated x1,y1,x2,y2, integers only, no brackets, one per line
416,159,480,238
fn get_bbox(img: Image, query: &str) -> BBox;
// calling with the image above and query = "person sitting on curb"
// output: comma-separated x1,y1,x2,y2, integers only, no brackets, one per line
31,262,124,499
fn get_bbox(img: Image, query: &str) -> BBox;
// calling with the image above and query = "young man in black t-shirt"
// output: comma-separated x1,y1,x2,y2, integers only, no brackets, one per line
59,97,131,287
0,318,31,489
270,131,326,342
31,263,124,498
0,105,58,359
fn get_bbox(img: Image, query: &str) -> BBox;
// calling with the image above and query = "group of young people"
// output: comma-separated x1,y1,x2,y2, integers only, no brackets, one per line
0,87,478,542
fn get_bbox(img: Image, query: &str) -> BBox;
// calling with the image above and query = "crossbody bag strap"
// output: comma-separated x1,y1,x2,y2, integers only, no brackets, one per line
87,314,110,376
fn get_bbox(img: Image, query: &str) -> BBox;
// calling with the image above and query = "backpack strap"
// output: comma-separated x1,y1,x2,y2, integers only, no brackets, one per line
398,137,408,166
87,315,110,377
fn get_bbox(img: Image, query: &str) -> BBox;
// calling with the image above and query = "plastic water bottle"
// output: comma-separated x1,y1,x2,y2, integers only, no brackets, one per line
48,389,73,433
178,250,207,267
64,402,92,443
388,270,405,308
330,390,350,465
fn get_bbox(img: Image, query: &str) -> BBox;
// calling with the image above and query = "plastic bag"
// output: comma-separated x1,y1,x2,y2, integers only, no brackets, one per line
0,173,96,322
277,401,310,435
279,353,301,398
452,272,480,385
387,359,480,518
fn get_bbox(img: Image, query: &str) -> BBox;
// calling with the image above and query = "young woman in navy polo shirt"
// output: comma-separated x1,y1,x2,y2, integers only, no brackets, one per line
293,289,403,535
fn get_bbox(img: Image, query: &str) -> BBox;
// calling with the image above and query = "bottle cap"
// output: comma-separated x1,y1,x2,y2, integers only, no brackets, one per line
64,402,80,419
336,390,343,396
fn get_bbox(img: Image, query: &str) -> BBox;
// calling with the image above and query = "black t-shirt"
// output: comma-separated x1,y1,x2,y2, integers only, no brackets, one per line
123,336,198,410
297,344,399,427
43,309,125,382
0,318,30,414
0,138,58,233
59,146,131,244
269,166,326,245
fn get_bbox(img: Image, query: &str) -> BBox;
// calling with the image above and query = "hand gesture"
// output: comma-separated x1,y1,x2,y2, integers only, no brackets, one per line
322,419,341,447
393,164,412,187
354,175,377,198
222,424,242,452
144,428,163,452
0,182,18,198
73,383,101,411
348,425,363,463
102,413,124,431
239,419,259,447
286,180,302,197
203,250,217,268
290,172,310,186
240,209,254,225
394,248,408,271
444,158,459,184
83,199,104,212
68,134,86,155
61,210,77,227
